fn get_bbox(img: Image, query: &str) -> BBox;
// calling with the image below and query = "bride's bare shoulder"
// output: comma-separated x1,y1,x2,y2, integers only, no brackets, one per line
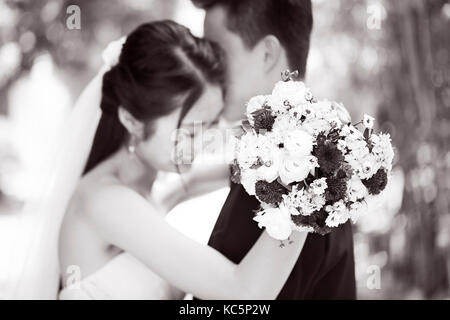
69,175,139,219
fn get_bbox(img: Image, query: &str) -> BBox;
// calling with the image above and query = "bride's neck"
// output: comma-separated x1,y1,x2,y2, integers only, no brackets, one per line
110,147,157,197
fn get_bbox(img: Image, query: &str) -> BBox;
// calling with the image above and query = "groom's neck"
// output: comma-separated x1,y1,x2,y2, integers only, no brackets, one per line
267,57,293,87
224,57,297,124
259,52,292,94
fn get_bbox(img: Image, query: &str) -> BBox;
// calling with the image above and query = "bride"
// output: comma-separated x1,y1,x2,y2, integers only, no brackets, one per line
14,20,307,300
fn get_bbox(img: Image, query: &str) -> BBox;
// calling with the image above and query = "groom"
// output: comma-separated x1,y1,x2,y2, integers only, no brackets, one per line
193,0,356,299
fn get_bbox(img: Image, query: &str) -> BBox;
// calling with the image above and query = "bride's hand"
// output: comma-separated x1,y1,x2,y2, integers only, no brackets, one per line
150,173,190,214
151,160,230,214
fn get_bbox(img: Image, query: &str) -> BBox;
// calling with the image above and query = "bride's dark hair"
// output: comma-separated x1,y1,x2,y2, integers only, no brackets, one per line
84,20,225,174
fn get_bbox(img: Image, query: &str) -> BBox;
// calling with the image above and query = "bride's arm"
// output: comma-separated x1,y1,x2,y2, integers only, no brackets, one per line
153,161,230,213
85,184,307,300
153,126,244,213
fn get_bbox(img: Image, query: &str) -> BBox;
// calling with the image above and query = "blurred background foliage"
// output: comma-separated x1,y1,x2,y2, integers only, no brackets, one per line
0,0,449,299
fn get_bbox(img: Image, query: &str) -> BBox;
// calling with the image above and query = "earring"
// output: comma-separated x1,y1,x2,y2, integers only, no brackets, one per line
128,135,137,154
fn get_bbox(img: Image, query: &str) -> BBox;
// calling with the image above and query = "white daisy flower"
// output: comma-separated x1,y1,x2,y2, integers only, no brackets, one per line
363,114,375,129
310,178,327,195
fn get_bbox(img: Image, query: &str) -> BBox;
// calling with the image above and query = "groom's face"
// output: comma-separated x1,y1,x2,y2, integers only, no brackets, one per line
204,5,267,122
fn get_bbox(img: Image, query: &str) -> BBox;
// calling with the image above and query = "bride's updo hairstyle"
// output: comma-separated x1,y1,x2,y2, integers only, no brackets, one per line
84,20,225,174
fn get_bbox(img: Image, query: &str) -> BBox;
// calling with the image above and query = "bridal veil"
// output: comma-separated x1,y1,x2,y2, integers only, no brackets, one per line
4,38,125,299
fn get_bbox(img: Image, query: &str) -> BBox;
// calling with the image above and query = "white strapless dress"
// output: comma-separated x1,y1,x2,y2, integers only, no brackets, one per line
59,252,181,300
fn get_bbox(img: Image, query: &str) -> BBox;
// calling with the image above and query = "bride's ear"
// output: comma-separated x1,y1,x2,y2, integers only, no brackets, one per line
118,107,145,138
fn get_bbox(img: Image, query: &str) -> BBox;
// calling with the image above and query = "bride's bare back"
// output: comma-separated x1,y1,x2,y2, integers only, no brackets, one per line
59,167,123,285
59,154,184,299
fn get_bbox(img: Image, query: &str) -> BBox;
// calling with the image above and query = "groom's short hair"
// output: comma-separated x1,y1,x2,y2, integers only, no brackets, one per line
193,0,313,78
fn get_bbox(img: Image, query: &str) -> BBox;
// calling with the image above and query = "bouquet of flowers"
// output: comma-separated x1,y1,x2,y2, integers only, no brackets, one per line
230,70,394,240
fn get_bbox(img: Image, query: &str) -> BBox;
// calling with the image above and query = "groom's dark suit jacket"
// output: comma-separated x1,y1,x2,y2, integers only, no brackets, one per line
198,183,356,300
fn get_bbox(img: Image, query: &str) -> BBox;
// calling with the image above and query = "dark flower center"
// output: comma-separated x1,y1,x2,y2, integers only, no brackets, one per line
252,108,275,133
313,139,344,175
255,180,288,205
362,169,388,195
325,176,347,202
291,208,333,235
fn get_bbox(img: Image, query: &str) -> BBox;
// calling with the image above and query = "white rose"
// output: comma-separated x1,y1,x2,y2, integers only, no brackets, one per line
102,36,127,69
246,95,268,117
266,93,287,113
272,116,297,136
257,165,278,182
256,150,280,183
284,129,314,156
266,128,284,146
279,153,312,185
271,80,307,107
253,204,293,240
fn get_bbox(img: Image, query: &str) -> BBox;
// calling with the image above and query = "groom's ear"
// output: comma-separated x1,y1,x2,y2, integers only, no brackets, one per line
260,35,282,74
118,107,145,138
